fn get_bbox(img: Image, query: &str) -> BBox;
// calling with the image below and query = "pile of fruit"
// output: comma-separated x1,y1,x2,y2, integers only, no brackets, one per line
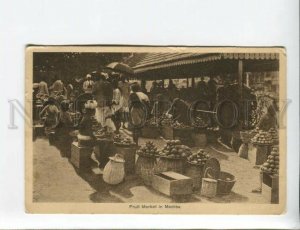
206,126,219,131
113,134,135,146
250,127,260,137
136,141,159,157
160,115,173,126
261,146,279,175
145,117,160,127
193,117,208,128
171,121,191,129
251,130,273,145
269,128,279,144
94,128,113,139
187,149,210,166
158,140,192,158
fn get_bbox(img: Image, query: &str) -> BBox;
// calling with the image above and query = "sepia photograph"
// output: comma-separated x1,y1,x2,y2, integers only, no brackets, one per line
25,46,286,214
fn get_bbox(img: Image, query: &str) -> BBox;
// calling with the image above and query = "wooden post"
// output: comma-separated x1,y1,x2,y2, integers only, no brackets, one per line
238,60,243,99
186,78,189,88
246,72,250,87
238,60,244,129
192,77,195,88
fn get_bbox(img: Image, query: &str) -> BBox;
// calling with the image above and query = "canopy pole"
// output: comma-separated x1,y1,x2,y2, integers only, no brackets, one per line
186,77,189,88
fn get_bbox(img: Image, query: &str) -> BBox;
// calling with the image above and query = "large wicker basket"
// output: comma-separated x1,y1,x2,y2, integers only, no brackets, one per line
217,171,236,195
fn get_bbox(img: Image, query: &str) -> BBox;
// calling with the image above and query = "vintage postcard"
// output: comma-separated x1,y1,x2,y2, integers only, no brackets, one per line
25,46,286,214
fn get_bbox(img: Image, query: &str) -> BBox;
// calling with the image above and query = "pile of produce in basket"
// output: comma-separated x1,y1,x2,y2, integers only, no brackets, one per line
261,146,279,175
171,121,191,129
160,115,173,126
93,126,113,139
187,149,210,166
269,127,279,144
113,134,135,146
159,140,192,158
145,117,160,127
193,117,208,128
137,141,159,157
251,130,273,145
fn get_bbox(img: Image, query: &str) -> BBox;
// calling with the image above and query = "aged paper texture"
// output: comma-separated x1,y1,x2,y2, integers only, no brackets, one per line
25,46,286,214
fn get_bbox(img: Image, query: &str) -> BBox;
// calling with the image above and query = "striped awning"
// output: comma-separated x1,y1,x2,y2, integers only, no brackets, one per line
128,52,279,74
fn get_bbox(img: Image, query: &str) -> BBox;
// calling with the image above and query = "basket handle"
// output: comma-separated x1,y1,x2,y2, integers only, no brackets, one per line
204,166,214,179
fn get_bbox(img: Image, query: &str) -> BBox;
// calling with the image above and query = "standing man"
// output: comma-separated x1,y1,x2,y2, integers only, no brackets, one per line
92,73,106,125
83,74,94,94
196,76,208,101
118,75,130,128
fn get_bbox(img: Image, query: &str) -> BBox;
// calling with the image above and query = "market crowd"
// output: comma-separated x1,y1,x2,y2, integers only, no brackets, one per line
33,70,278,158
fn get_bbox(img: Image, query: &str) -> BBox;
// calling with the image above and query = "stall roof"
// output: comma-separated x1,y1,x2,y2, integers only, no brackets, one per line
127,53,279,74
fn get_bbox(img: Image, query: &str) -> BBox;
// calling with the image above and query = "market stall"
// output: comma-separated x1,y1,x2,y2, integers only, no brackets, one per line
125,52,279,153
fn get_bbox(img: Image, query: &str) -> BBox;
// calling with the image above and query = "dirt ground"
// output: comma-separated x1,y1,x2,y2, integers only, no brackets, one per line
32,130,269,204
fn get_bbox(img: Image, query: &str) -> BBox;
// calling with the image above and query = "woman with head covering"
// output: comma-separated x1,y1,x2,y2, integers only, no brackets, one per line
39,97,60,135
36,80,49,99
49,78,65,97
128,82,150,144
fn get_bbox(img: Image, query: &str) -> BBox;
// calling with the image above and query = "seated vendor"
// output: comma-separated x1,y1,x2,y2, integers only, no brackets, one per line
77,100,98,147
166,98,190,125
257,102,278,131
39,97,60,135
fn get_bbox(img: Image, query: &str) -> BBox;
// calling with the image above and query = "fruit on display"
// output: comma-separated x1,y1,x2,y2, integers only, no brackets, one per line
93,128,113,139
171,121,191,129
145,117,160,127
193,117,208,128
160,115,173,126
136,141,159,157
251,130,273,145
159,140,192,158
250,127,260,137
206,126,219,131
261,146,279,175
269,127,279,143
187,149,210,166
113,134,135,146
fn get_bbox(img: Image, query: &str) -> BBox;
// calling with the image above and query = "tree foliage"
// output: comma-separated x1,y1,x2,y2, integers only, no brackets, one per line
33,52,131,83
